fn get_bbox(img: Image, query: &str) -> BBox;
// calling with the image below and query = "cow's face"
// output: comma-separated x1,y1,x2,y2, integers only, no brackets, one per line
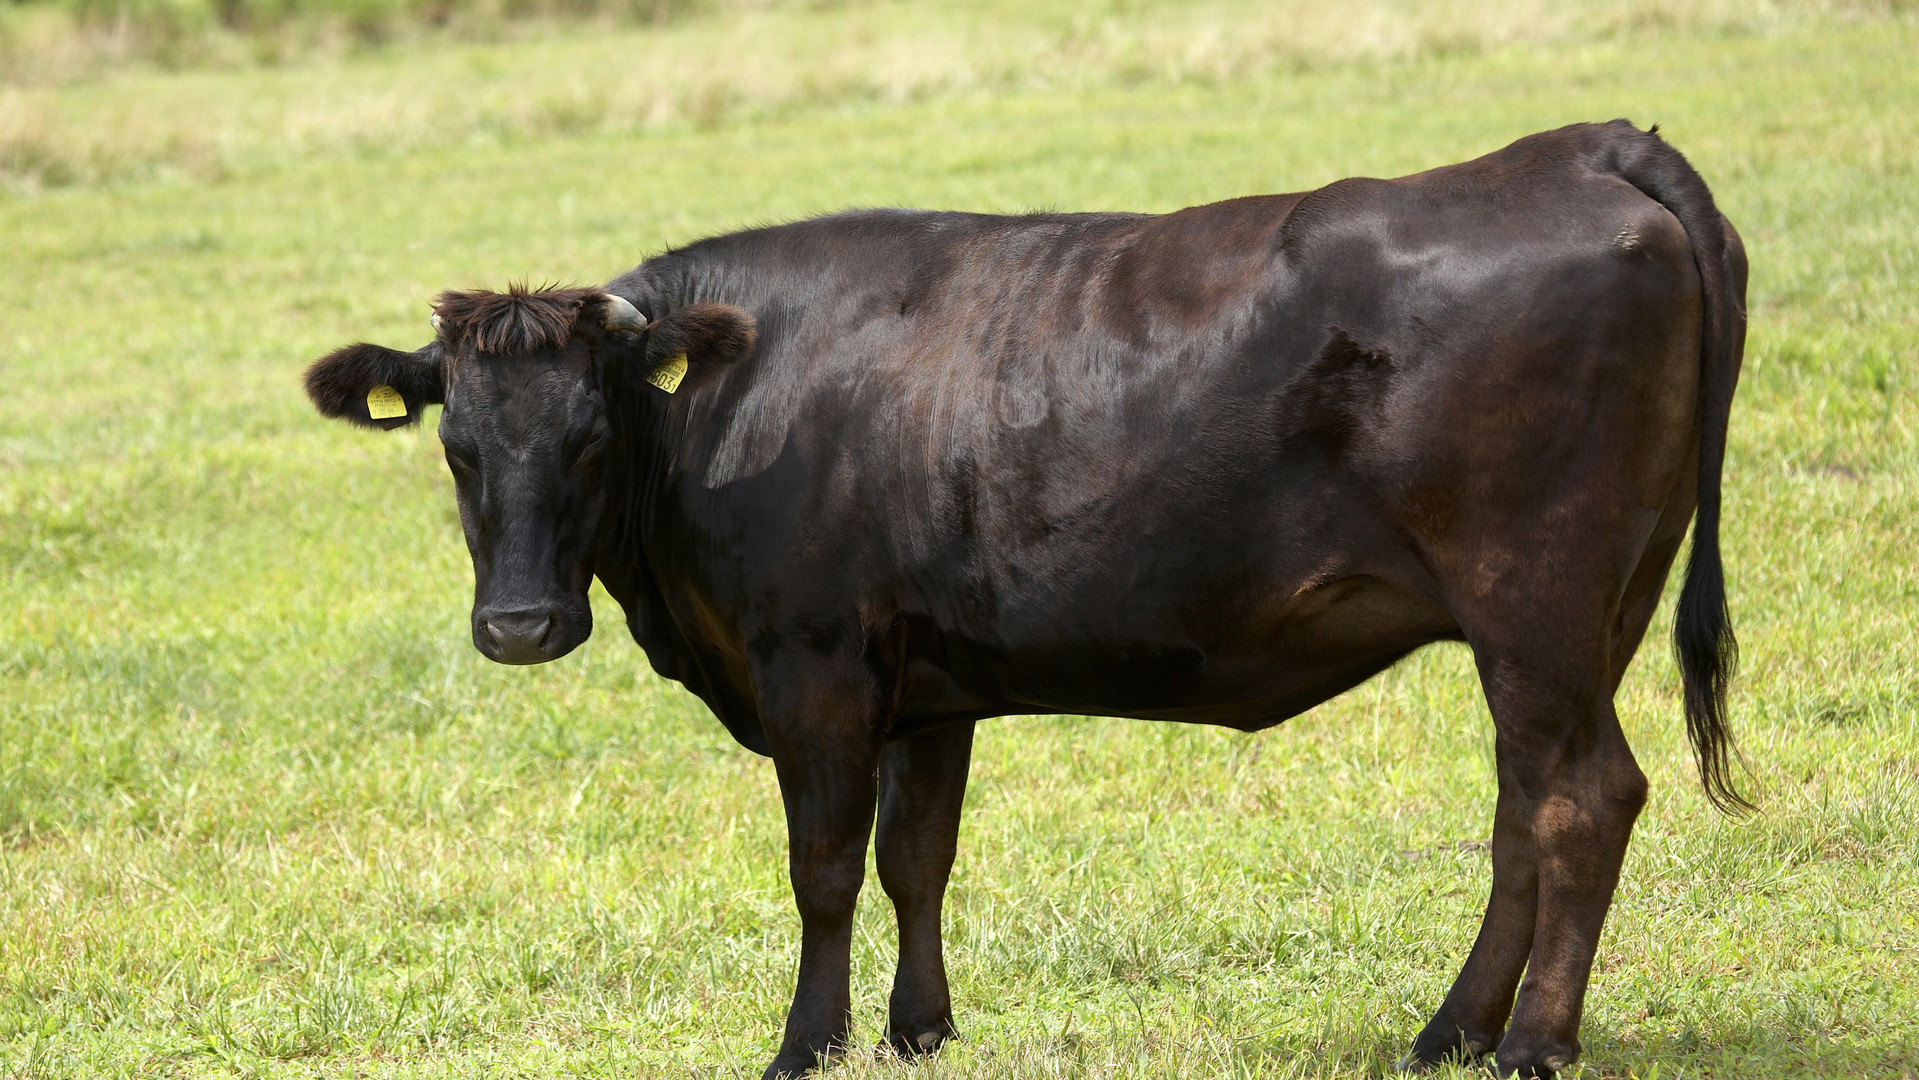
306,286,756,666
434,317,614,666
305,287,646,665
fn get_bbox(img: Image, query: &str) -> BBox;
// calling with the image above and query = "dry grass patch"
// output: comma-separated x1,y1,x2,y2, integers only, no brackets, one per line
4,0,1915,189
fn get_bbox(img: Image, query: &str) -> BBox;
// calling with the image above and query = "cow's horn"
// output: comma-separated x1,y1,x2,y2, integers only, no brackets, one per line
601,294,649,332
430,312,443,333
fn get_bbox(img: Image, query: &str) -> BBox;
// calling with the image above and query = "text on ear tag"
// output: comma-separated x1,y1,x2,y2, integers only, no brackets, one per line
367,384,408,420
646,354,688,394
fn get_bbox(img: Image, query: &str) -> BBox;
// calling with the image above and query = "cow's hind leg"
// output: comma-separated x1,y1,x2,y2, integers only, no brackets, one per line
1405,612,1649,1077
875,721,976,1057
1400,754,1539,1069
1480,634,1646,1078
1461,508,1686,1074
758,660,884,1080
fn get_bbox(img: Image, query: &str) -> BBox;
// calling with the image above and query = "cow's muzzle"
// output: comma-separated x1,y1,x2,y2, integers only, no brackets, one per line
473,605,583,665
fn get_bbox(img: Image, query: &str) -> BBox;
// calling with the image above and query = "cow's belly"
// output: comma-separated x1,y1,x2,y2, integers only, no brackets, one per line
889,569,1461,735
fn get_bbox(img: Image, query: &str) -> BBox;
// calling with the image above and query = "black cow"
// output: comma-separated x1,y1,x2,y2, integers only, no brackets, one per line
304,120,1746,1078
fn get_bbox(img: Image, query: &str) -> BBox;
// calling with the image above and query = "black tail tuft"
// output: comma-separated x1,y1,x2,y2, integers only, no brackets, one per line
1674,525,1752,814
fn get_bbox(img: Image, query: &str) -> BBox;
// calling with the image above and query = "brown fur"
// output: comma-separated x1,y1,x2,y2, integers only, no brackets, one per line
303,342,442,429
644,302,758,368
433,284,608,356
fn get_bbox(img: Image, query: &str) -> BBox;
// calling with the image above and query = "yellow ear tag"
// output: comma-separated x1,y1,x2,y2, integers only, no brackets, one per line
645,353,688,394
366,384,407,420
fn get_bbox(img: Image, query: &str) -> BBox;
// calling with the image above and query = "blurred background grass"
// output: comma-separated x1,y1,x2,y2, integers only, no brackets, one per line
5,0,1899,88
2,1,1917,1077
2,0,1914,187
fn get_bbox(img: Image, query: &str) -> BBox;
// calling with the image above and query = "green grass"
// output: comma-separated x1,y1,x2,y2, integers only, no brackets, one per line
2,3,1917,1077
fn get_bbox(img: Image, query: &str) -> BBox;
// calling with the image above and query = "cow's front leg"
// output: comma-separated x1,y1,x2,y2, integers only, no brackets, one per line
876,721,975,1057
760,664,883,1080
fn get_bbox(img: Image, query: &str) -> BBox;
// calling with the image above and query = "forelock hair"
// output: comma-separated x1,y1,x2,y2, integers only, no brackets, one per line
433,284,606,356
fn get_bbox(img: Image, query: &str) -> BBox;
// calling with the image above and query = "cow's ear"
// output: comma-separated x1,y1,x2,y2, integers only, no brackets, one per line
304,342,444,430
627,303,756,390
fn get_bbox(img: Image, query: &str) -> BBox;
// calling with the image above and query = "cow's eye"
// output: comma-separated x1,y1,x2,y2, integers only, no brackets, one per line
574,429,611,467
444,447,478,476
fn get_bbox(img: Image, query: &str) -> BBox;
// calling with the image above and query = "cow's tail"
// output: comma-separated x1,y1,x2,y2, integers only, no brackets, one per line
1608,120,1753,814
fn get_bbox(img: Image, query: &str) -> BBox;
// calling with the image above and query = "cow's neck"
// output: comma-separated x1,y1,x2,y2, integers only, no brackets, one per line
593,377,685,667
591,375,771,754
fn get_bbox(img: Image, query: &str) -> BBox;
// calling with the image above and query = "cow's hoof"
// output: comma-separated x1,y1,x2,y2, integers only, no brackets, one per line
880,1019,957,1058
760,1042,844,1080
1399,1029,1494,1072
1490,1039,1578,1078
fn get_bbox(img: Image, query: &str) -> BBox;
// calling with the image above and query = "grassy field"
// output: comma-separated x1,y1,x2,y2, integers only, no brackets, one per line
3,2,1917,1077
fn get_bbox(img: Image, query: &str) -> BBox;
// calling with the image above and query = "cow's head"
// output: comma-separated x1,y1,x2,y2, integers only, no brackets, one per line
304,285,754,665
